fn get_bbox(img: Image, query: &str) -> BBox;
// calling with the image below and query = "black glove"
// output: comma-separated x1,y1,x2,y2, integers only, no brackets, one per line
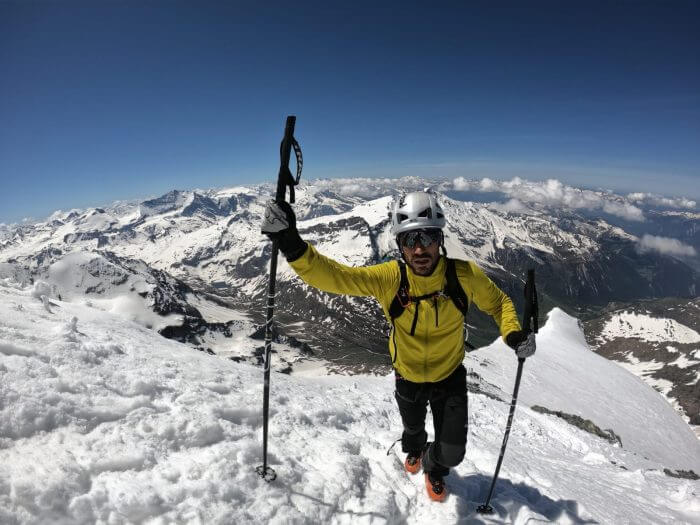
506,330,536,359
261,200,307,261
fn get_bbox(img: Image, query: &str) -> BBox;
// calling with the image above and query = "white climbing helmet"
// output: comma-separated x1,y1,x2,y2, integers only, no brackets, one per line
390,190,446,236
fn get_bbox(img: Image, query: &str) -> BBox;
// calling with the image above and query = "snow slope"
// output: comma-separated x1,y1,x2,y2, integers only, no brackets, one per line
473,309,700,471
0,279,698,524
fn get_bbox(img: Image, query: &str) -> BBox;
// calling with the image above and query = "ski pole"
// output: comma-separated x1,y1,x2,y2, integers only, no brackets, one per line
256,115,303,482
477,268,538,514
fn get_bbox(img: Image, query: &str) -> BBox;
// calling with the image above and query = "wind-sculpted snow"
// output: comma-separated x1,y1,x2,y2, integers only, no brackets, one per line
1,279,699,524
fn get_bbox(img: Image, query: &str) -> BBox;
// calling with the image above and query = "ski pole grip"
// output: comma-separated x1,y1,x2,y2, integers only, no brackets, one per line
522,269,536,334
276,116,297,202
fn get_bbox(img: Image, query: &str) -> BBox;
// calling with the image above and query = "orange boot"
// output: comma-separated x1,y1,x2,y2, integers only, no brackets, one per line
404,449,423,474
425,472,447,502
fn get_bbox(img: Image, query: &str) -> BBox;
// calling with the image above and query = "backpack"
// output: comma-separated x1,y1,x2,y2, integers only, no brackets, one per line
388,258,474,363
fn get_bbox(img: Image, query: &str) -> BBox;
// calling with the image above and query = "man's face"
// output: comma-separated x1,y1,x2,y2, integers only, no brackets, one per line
400,229,442,276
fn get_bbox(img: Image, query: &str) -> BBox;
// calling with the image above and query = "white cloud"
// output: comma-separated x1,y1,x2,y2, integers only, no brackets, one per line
455,176,646,222
310,177,404,199
502,176,524,191
638,234,697,257
452,177,473,191
627,192,696,210
602,201,646,222
479,177,497,191
489,198,530,214
337,183,374,196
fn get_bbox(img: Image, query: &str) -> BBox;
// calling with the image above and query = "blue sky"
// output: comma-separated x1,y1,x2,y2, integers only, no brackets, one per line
1,1,698,223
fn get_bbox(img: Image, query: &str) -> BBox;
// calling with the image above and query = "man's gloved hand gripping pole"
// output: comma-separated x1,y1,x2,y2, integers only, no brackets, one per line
261,200,307,262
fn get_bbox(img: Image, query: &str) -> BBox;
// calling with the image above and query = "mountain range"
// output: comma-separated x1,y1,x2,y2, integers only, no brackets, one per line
0,176,697,435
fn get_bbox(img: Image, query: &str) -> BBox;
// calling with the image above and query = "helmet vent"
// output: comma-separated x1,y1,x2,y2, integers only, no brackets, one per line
390,190,446,236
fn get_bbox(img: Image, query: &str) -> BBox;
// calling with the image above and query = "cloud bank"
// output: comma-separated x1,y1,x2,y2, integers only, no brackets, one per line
310,177,425,200
627,192,697,210
637,234,697,257
453,177,646,221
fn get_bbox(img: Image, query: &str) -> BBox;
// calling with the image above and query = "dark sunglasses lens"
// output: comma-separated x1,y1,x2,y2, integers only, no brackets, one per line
402,230,440,247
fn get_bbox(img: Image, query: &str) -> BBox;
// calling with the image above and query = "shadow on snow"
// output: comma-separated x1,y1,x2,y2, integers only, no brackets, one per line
275,472,597,524
450,472,599,524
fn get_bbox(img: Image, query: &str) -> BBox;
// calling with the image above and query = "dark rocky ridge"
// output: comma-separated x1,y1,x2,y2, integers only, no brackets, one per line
531,405,623,446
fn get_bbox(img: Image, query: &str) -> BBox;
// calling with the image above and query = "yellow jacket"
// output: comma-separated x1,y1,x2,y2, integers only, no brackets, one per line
289,244,521,383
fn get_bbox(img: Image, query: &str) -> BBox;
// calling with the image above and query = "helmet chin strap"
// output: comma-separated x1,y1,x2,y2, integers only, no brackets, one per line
397,237,407,262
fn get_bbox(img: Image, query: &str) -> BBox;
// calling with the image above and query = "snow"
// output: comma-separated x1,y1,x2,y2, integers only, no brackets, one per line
184,293,250,324
302,196,393,229
669,353,700,369
1,280,699,524
474,309,700,472
74,209,118,232
0,180,620,303
42,252,184,332
103,294,183,332
599,311,700,344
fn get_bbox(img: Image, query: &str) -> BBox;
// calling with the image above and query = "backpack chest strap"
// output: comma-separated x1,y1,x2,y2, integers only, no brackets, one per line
390,260,467,321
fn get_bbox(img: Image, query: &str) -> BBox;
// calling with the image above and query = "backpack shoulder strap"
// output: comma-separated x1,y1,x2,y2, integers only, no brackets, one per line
445,258,469,317
389,260,409,320
445,258,476,350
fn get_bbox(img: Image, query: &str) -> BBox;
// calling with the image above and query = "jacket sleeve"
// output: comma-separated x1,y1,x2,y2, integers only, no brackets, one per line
288,244,397,300
461,261,521,341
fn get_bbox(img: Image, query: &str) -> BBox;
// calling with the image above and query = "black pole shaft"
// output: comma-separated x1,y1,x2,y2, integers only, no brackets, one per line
261,239,280,474
478,357,525,511
259,116,296,480
478,268,536,513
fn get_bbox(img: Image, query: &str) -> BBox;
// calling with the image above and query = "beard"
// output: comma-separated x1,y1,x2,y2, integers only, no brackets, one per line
407,252,439,276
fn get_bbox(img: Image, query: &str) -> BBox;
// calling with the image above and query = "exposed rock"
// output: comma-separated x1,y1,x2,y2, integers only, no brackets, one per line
531,405,623,446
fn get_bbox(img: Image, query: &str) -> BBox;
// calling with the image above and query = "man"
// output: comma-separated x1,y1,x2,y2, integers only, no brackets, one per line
261,190,536,502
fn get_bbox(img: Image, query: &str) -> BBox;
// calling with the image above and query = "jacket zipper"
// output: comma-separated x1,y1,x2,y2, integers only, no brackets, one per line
423,299,430,381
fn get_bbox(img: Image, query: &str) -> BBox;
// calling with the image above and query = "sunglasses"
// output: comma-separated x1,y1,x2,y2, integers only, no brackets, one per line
399,229,442,248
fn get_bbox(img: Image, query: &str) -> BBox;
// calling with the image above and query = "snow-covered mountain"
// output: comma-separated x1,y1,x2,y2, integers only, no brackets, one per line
1,276,699,524
2,177,697,329
1,176,698,419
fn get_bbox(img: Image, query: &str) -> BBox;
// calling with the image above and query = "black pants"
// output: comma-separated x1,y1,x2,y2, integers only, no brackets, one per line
394,364,468,477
